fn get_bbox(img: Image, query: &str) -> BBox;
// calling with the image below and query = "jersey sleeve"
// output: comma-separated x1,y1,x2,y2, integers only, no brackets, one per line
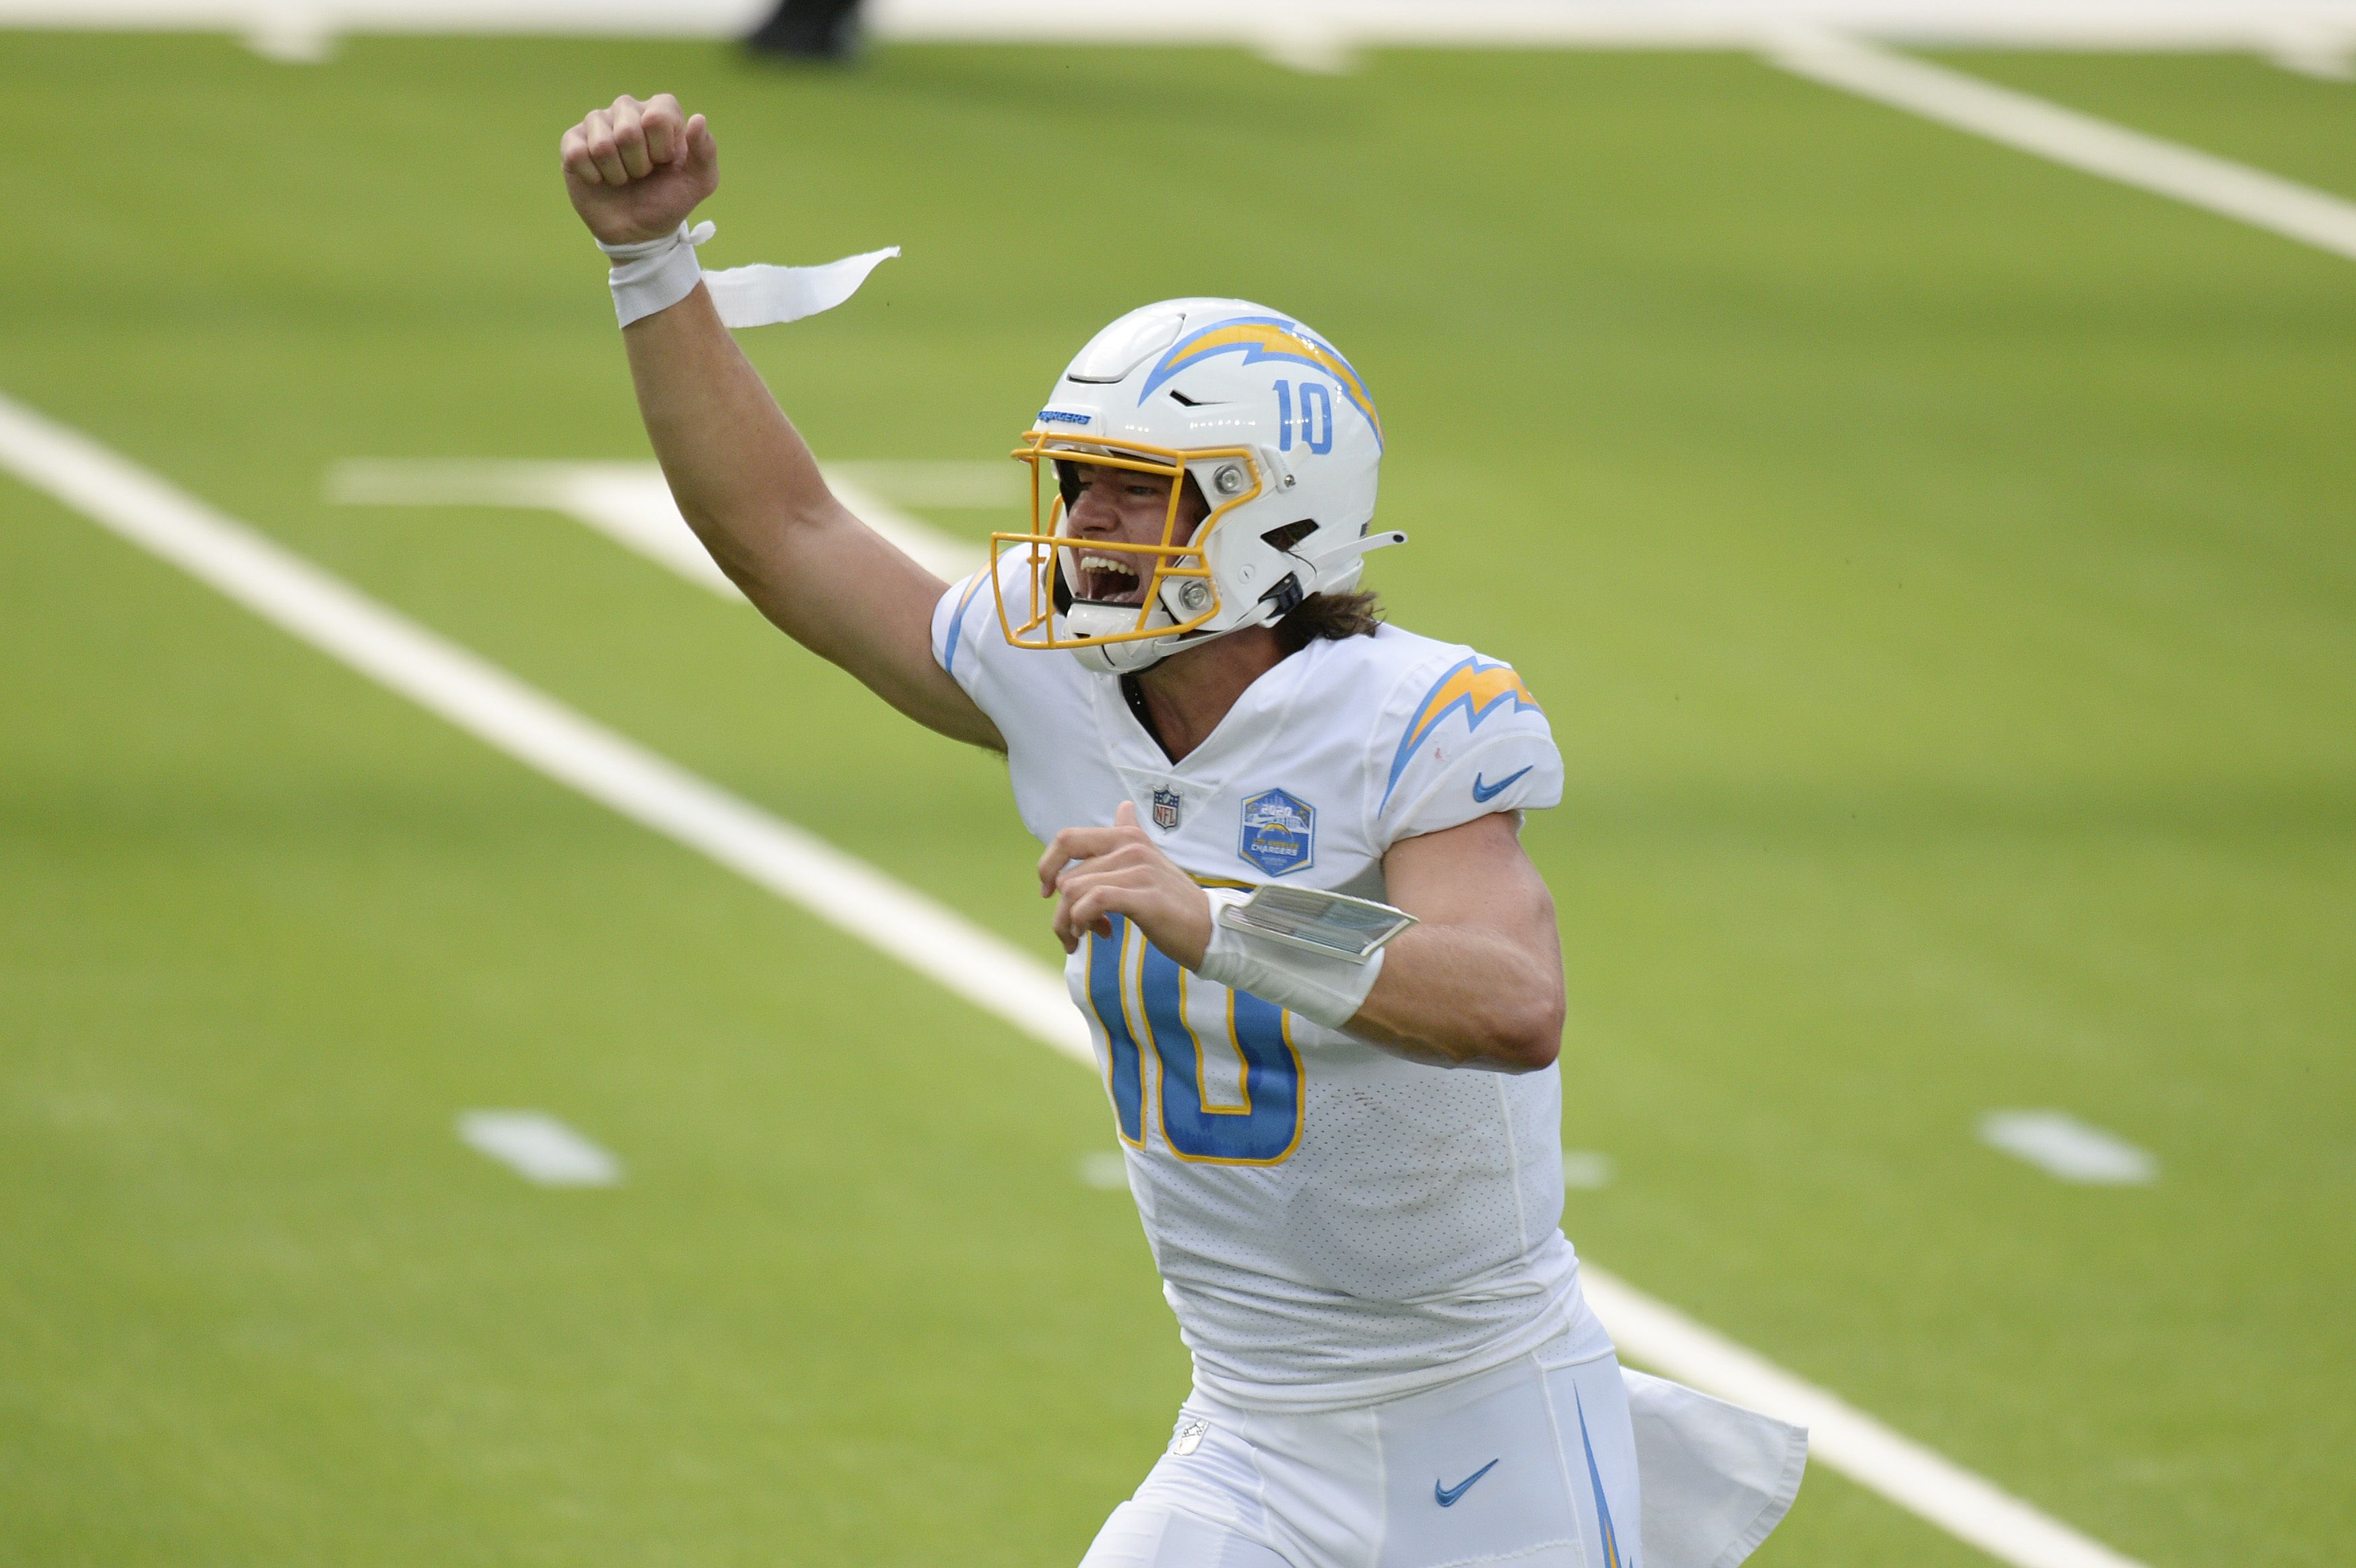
929,564,1000,704
1374,651,1564,847
928,552,1100,833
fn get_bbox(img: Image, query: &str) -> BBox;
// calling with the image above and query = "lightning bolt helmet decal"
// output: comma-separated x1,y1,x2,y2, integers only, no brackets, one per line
1138,316,1383,449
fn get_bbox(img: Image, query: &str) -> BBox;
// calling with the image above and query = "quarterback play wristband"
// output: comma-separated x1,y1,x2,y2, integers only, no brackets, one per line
1195,887,1412,1031
598,220,712,328
597,220,901,330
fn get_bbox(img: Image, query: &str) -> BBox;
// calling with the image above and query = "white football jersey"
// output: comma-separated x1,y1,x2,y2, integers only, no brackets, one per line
932,554,1608,1412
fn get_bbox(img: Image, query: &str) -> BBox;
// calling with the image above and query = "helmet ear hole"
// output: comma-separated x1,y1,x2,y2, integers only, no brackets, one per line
1260,519,1317,554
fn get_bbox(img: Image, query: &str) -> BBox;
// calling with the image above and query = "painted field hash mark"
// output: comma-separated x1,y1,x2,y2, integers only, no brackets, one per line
1980,1111,2157,1186
1077,1150,1129,1190
457,1110,621,1186
1562,1149,1616,1189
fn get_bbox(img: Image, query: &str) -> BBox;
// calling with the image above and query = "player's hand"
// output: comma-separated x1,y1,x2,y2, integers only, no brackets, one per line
559,93,718,246
1040,802,1215,965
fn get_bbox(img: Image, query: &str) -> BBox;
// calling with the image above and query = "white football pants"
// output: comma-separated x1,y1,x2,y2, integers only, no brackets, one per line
1079,1337,1641,1568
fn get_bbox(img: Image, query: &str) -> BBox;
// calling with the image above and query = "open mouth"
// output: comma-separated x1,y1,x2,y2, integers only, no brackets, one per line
1071,551,1149,605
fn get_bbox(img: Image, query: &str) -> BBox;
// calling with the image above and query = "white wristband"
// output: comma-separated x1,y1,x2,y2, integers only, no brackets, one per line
1195,889,1384,1032
597,220,713,328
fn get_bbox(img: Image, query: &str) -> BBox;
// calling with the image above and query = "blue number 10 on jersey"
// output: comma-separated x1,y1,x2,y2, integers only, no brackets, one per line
1085,916,1304,1164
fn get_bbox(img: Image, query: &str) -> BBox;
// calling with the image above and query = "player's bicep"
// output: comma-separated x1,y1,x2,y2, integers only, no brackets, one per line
1364,812,1564,1070
729,498,1004,750
1381,812,1557,948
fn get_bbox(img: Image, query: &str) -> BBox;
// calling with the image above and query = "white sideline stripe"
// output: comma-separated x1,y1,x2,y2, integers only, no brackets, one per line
458,1109,621,1185
13,0,2356,57
325,458,985,594
23,4,2356,256
1980,1110,2157,1185
0,393,1089,1067
15,0,2356,83
1768,32,2356,263
1581,1270,2148,1568
0,390,2149,1568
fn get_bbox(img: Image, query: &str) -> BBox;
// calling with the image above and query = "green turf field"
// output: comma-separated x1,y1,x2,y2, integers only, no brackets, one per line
2,32,2350,1567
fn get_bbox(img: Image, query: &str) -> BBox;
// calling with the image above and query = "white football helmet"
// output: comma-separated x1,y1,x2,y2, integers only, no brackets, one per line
992,298,1404,674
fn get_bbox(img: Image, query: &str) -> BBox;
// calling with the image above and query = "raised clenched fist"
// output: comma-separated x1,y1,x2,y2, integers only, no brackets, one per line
559,94,719,246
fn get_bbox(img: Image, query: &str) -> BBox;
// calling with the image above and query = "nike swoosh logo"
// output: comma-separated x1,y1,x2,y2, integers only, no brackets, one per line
1470,766,1533,804
1434,1458,1500,1507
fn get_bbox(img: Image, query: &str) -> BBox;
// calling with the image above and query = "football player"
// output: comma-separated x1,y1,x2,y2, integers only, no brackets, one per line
561,92,1800,1568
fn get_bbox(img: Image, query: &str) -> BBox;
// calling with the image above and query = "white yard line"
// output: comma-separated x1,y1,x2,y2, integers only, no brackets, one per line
0,389,2149,1568
327,458,986,593
457,1109,623,1185
1766,32,2356,263
1579,1271,2148,1568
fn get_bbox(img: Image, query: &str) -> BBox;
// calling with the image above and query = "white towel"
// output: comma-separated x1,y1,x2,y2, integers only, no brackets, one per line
1624,1368,1809,1568
704,244,901,328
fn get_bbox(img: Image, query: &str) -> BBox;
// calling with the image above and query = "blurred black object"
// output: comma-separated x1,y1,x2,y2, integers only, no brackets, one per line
744,0,864,59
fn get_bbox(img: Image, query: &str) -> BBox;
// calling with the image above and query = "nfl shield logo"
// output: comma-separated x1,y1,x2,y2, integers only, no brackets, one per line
1151,787,1182,831
1237,787,1316,876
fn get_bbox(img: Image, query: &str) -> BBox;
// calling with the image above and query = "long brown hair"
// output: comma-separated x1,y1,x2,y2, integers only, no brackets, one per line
1275,589,1384,654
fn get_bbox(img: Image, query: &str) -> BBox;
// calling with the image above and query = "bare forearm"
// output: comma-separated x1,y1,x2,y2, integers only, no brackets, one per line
618,284,994,742
622,282,839,588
